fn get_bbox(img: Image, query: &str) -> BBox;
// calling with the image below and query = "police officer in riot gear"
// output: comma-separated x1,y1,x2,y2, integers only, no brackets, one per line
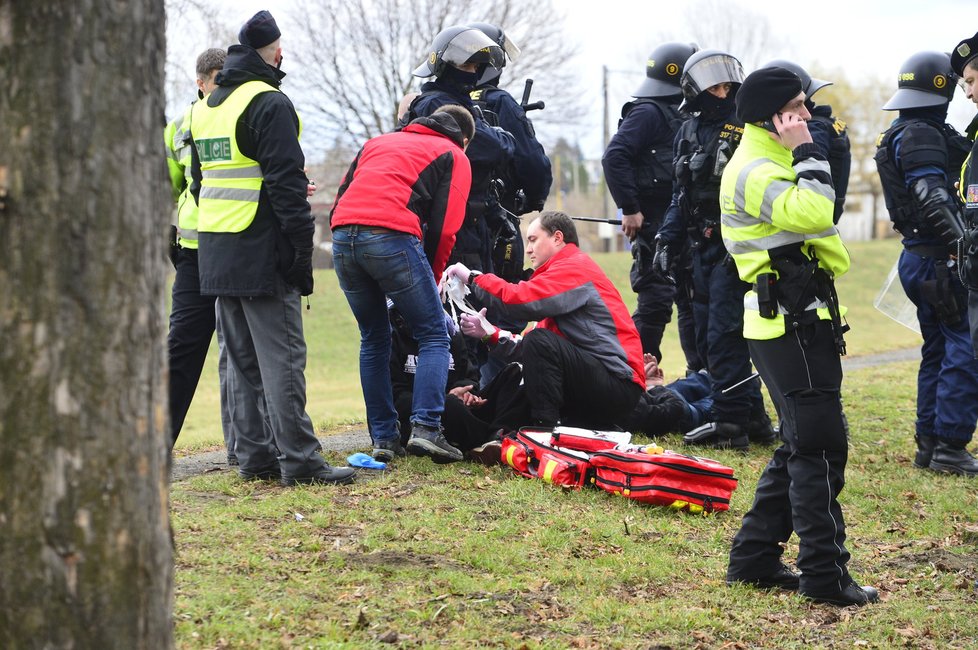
656,49,774,449
603,42,698,364
952,31,978,358
405,26,515,274
762,60,851,224
874,51,978,477
465,22,553,385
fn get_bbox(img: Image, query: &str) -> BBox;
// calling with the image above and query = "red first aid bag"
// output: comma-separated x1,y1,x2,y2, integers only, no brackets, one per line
501,428,591,488
589,448,738,513
548,426,631,453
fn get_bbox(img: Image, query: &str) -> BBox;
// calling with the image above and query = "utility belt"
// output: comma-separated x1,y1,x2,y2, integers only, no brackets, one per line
904,243,950,259
751,246,849,355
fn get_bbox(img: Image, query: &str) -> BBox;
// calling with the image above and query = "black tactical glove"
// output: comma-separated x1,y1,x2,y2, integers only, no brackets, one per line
652,236,672,278
168,224,180,269
285,247,314,296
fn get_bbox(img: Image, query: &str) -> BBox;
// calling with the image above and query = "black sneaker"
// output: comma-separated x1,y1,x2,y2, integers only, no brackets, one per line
467,440,503,466
683,421,749,450
406,423,463,463
280,465,356,486
372,438,406,464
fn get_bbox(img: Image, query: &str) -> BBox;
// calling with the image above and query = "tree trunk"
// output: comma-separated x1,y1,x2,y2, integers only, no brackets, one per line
0,1,173,648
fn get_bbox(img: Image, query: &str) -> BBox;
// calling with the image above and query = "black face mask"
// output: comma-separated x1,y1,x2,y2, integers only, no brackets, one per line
440,65,480,92
697,92,735,121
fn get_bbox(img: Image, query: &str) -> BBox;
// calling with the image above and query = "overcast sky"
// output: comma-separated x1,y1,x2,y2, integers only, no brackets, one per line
179,1,977,156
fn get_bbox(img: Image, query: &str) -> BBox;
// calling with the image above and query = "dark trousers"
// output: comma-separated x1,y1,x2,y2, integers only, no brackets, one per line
168,249,216,444
521,329,642,429
727,321,851,594
630,215,676,363
691,244,763,423
675,267,703,373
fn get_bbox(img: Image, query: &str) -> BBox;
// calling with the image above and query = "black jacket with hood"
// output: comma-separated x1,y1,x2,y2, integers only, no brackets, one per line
190,45,313,297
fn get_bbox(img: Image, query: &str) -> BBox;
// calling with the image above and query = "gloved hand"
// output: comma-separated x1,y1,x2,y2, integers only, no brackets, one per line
168,224,180,269
286,247,314,296
652,236,671,277
460,307,495,339
444,262,471,285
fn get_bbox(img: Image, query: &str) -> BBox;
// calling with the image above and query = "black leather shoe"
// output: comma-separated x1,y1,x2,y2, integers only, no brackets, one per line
683,421,749,450
239,466,281,481
913,434,936,469
281,465,356,486
929,439,978,476
727,564,800,591
802,581,879,607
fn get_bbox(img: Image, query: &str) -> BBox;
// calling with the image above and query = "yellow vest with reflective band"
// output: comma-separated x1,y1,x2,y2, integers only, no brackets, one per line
719,124,850,340
191,81,278,234
164,105,203,248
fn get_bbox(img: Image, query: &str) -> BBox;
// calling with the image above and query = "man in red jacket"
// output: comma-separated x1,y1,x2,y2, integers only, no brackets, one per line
446,211,646,429
330,105,474,463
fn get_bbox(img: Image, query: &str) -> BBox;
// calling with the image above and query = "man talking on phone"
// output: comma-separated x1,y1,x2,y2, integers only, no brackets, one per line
719,67,877,607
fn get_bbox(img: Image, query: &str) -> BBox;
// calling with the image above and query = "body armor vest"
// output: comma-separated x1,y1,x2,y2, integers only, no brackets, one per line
875,120,971,238
619,98,683,199
674,116,744,224
810,113,851,223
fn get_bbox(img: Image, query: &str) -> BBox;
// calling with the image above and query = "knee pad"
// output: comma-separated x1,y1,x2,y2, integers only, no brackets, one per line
785,389,847,453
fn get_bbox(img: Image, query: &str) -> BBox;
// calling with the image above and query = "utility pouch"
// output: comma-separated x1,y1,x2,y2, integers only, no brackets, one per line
923,262,962,327
755,272,779,319
770,256,818,315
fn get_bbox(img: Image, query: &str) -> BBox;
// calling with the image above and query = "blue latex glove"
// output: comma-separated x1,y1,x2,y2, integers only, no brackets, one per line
347,452,386,469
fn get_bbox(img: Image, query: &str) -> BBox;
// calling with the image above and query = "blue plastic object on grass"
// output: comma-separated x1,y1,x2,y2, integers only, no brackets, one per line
347,452,387,469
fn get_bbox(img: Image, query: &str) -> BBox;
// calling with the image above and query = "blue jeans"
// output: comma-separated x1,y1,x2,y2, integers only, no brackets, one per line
332,226,450,443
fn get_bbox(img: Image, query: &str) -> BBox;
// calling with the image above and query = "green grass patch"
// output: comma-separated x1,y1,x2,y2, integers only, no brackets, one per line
172,360,978,649
175,238,921,454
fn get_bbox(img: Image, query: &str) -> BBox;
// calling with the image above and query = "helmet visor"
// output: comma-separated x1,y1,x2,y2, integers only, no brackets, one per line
685,54,745,97
500,34,521,63
442,29,505,69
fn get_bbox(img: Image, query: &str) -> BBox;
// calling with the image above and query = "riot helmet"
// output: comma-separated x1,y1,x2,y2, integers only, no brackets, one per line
882,51,956,110
634,42,699,98
680,49,745,109
467,22,522,85
412,26,505,78
760,59,831,98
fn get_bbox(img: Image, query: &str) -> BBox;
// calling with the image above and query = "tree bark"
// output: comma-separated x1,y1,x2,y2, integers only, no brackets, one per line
0,1,173,648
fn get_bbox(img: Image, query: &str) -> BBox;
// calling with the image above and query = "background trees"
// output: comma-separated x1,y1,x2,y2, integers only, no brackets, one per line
0,2,173,647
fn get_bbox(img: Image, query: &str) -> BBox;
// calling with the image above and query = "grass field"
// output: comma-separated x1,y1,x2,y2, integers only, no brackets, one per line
171,357,978,649
174,237,921,453
169,237,978,649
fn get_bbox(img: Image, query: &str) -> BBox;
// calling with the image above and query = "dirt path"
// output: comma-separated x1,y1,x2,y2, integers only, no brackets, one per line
171,347,921,482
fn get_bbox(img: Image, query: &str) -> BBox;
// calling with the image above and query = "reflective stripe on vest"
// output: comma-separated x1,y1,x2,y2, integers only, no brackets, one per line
170,105,202,248
191,80,278,234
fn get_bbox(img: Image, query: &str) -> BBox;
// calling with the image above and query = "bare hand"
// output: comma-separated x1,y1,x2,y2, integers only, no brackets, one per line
448,384,486,408
621,212,644,240
644,352,664,389
773,112,812,150
306,179,317,197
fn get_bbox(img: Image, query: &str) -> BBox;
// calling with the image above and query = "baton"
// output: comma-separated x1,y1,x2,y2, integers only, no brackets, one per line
720,372,760,394
569,216,623,226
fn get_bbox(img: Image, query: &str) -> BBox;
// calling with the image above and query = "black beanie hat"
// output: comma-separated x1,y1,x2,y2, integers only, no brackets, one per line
735,67,803,124
239,10,281,49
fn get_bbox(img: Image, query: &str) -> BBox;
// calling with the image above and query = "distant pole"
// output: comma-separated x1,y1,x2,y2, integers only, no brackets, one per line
602,65,616,252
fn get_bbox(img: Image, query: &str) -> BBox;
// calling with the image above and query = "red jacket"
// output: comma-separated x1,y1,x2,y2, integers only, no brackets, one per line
472,244,645,388
329,114,472,278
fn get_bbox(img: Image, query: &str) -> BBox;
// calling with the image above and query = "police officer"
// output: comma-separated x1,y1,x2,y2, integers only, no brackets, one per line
951,32,978,356
603,42,698,363
466,22,553,385
165,48,228,450
874,51,978,477
721,66,877,607
404,26,515,274
190,10,354,486
655,49,774,448
761,60,851,224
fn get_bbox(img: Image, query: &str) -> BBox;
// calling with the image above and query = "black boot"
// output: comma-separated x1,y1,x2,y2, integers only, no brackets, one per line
913,434,936,470
745,412,777,445
683,421,749,450
929,439,978,477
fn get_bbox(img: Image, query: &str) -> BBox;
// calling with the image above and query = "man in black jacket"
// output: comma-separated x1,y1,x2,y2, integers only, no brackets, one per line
190,10,353,486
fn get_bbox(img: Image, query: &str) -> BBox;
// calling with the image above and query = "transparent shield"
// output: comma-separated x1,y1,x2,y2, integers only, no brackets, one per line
873,259,921,333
